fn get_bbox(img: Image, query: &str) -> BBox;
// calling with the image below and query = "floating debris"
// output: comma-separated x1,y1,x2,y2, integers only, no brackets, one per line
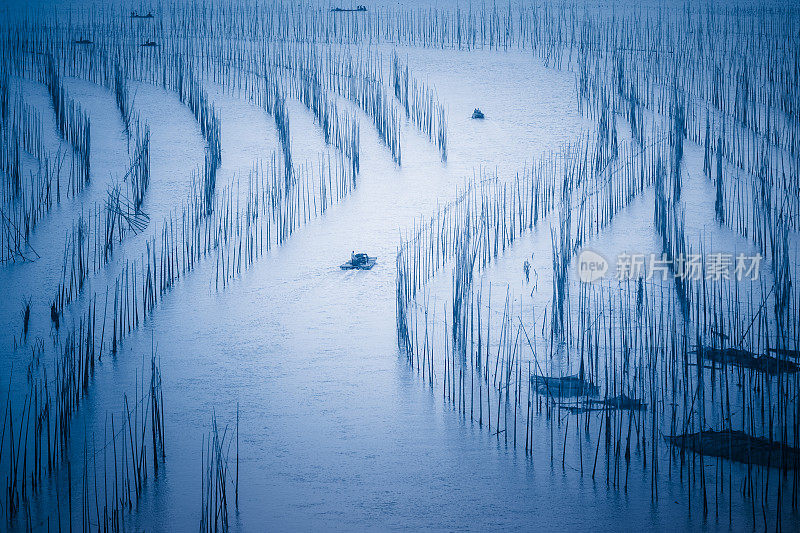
666,429,800,470
471,108,485,119
699,345,800,375
531,374,598,398
341,252,376,270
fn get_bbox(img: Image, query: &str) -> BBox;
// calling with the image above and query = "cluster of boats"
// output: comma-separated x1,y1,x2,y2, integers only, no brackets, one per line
331,6,367,13
530,373,646,413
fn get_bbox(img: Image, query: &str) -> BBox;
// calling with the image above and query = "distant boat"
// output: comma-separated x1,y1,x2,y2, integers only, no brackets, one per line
341,253,376,270
331,5,367,13
74,38,93,45
141,40,158,47
131,11,154,19
471,108,485,119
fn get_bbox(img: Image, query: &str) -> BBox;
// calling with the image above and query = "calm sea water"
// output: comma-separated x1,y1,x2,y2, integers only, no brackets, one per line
1,2,796,530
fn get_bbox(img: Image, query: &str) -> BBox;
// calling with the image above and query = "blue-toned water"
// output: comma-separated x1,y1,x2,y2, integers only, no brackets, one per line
2,2,798,531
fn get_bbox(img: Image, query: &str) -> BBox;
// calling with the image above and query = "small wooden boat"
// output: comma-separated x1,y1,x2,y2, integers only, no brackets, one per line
471,108,485,119
74,38,93,45
767,347,800,359
141,41,158,47
666,429,800,470
531,374,598,398
341,253,376,270
597,394,646,410
560,394,647,413
131,11,155,19
697,345,800,375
